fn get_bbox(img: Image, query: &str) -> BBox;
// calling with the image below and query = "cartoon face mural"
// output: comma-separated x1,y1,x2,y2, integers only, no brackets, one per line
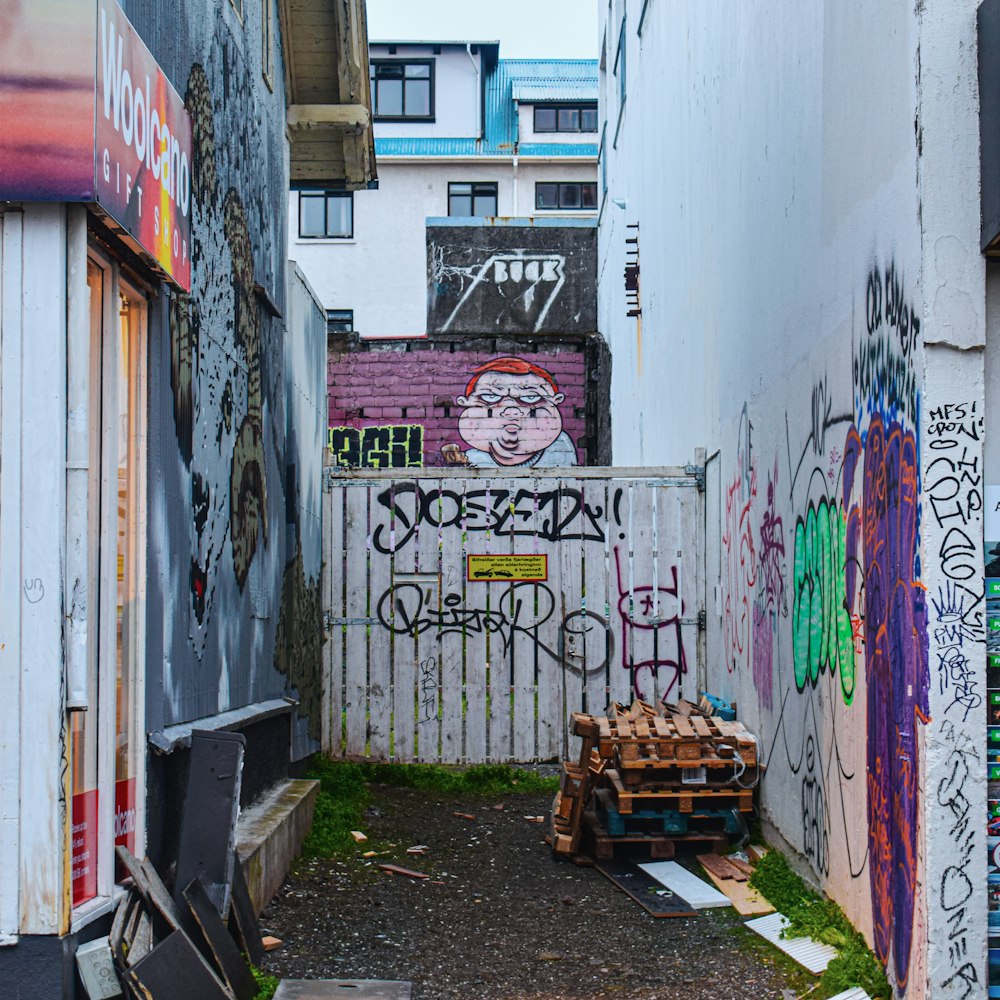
326,348,590,468
455,357,578,468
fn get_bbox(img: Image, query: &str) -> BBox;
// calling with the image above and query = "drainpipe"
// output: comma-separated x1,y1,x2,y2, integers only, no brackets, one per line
466,44,481,139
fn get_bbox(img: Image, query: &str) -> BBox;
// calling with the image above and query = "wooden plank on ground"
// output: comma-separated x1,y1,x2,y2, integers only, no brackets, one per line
696,853,748,881
698,866,775,917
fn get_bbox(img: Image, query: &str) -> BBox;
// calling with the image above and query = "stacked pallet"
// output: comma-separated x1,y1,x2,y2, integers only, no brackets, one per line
551,699,760,862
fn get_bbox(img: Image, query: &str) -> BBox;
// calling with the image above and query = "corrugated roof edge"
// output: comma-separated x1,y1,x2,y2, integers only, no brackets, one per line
427,216,597,228
370,39,501,47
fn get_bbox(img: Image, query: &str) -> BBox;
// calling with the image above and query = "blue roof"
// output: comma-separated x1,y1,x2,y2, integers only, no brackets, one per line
375,58,599,160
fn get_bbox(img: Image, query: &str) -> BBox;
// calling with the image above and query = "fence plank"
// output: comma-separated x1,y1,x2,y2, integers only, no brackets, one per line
325,483,346,756
462,481,491,764
389,482,419,762
548,482,578,760
608,483,635,708
579,478,611,719
438,480,466,762
344,486,369,757
367,485,393,761
416,481,443,763
486,483,513,763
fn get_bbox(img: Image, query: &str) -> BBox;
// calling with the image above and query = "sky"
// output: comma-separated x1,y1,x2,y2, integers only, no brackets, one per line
365,0,599,60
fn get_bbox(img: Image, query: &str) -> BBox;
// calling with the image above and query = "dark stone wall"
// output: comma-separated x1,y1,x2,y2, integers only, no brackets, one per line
427,223,598,335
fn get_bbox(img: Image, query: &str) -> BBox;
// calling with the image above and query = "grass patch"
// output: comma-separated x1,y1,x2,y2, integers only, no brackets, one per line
251,966,279,1000
748,851,891,1000
301,758,559,860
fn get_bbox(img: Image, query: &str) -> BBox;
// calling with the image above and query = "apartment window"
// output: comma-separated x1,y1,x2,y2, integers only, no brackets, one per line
448,182,498,217
533,104,599,133
536,182,598,210
370,60,434,119
299,191,353,238
326,309,354,334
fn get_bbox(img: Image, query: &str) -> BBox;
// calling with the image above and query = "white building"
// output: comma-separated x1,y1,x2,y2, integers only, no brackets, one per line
598,0,996,996
290,41,599,338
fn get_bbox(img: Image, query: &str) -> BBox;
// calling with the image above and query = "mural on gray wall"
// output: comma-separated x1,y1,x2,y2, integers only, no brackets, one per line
426,223,597,335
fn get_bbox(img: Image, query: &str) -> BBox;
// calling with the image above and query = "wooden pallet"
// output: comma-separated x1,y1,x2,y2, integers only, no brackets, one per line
594,788,745,838
606,769,754,815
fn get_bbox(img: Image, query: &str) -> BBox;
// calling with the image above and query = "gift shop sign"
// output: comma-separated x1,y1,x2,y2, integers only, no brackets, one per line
96,1,191,290
0,0,191,290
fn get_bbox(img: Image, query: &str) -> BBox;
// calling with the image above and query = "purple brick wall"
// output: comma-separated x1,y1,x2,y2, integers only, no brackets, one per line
328,348,588,468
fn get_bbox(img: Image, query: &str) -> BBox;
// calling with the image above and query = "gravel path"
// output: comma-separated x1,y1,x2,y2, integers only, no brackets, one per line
260,783,805,999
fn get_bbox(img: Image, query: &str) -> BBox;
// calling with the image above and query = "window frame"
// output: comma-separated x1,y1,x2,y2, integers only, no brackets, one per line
532,103,600,134
298,190,354,240
370,59,436,122
535,181,599,211
71,249,148,918
326,309,354,334
261,0,274,90
447,181,499,218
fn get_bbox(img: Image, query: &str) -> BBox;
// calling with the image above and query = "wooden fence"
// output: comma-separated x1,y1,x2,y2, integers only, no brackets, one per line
322,467,705,763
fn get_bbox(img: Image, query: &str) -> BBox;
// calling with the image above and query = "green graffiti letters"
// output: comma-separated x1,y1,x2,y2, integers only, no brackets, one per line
792,499,855,702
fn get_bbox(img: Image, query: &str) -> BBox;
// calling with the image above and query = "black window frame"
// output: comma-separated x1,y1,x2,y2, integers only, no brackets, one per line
533,103,599,134
447,182,499,218
326,309,354,334
535,182,599,211
370,59,435,121
298,190,354,239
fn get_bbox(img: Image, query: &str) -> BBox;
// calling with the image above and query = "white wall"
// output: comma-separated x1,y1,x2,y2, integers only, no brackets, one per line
290,158,596,337
598,1,986,996
369,44,482,139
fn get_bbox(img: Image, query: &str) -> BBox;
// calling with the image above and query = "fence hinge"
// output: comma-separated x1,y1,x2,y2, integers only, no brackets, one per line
684,463,706,491
697,609,706,631
322,467,338,492
324,611,378,631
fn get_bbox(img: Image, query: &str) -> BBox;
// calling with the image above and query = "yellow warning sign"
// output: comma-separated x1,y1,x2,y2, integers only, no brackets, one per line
466,553,548,583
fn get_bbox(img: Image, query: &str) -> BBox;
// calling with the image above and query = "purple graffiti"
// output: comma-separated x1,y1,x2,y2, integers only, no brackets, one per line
843,414,929,989
613,546,687,700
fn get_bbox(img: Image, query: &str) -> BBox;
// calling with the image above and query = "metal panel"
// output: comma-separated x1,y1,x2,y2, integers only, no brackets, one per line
981,0,1000,253
322,470,705,763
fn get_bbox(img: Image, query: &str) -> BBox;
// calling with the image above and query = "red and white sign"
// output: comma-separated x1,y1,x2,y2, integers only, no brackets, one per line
71,789,99,907
95,1,192,290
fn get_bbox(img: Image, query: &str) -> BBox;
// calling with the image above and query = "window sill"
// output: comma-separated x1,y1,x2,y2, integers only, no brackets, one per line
374,116,436,124
71,888,126,934
295,237,357,245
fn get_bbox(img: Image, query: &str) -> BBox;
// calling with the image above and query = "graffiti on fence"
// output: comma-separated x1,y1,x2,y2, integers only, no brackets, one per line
376,579,612,679
613,546,687,700
371,482,613,553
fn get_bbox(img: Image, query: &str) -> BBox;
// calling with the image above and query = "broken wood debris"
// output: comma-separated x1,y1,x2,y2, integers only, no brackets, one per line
351,830,368,843
550,699,761,864
262,935,284,952
377,863,430,880
109,846,266,1000
452,812,476,821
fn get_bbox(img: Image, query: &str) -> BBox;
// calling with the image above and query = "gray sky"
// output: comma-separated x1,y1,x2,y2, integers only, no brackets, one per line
365,0,598,59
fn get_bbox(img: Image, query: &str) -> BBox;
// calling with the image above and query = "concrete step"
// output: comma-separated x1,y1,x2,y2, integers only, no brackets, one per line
236,778,319,914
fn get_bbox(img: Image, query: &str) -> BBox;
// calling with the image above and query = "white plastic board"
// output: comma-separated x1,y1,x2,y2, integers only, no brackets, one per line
638,861,731,909
744,912,839,974
827,990,872,1000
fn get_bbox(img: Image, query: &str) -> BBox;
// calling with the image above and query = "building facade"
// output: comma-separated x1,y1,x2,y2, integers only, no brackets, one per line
0,0,374,993
290,41,599,338
598,0,995,996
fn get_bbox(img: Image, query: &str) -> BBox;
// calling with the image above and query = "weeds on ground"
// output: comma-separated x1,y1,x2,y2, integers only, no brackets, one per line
301,758,559,859
748,851,891,1000
251,966,279,1000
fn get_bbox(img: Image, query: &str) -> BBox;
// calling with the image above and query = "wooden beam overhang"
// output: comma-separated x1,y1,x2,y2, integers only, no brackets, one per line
279,0,377,190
